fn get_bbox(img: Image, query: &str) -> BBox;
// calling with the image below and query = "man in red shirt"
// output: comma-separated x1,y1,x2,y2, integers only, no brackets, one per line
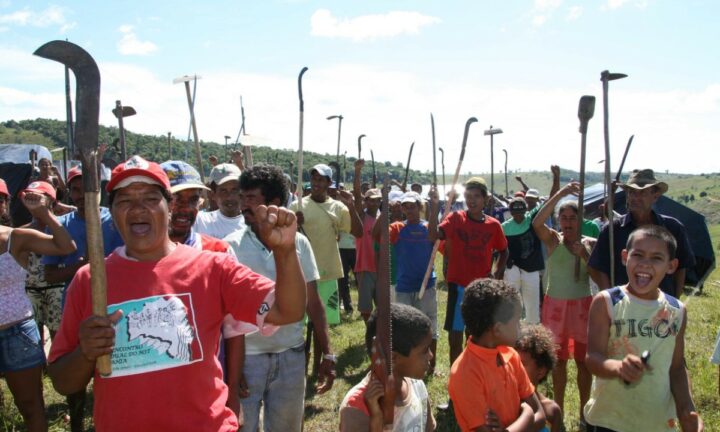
48,156,306,432
436,177,508,373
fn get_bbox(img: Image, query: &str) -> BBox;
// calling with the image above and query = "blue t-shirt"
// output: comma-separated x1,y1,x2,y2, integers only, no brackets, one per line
390,220,435,293
42,208,125,290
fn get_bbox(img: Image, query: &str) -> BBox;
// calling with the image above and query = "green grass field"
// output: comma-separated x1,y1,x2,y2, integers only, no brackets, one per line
2,224,718,431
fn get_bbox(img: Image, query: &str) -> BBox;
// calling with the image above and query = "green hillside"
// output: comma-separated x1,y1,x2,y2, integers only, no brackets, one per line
2,118,718,223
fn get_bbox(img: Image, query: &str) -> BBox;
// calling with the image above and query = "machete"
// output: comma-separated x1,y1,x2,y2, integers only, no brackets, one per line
402,141,415,191
35,40,112,376
371,176,394,426
419,117,478,299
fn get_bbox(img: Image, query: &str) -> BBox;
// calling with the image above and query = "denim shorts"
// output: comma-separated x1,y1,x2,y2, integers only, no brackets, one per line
0,318,47,373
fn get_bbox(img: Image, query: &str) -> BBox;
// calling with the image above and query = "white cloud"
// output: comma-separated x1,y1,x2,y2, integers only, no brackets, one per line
535,0,562,10
531,0,562,27
606,0,649,10
566,6,583,20
310,9,441,42
532,15,547,27
0,5,75,31
117,25,158,56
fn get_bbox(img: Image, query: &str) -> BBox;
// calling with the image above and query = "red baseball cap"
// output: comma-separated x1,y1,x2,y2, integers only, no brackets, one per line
67,166,82,184
0,178,8,198
22,180,57,201
106,155,171,194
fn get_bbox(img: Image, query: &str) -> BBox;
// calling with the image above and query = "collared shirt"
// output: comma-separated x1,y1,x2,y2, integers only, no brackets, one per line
449,343,534,431
588,210,695,295
224,227,319,354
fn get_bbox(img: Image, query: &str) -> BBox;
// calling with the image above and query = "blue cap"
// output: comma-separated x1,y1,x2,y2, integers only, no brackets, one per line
160,161,210,194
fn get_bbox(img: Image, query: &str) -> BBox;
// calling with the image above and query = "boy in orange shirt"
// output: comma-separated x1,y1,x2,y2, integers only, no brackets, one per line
448,279,544,432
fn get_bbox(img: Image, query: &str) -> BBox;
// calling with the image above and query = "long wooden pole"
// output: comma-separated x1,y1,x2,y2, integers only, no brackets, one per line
419,117,478,299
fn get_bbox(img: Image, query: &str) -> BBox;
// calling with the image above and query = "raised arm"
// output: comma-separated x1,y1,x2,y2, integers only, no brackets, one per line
352,159,364,218
533,182,580,250
549,165,561,198
515,175,529,192
337,190,364,238
12,193,76,267
255,206,307,325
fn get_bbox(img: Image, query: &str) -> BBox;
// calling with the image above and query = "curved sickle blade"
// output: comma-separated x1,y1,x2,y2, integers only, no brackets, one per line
297,66,308,112
296,67,309,211
357,134,366,159
419,117,477,299
431,113,437,186
402,141,415,187
35,40,100,164
34,40,111,377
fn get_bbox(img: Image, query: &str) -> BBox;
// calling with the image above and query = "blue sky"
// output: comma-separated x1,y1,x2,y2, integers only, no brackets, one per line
1,0,718,175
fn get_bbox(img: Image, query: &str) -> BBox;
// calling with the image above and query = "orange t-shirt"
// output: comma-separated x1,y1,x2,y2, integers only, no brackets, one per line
448,343,535,431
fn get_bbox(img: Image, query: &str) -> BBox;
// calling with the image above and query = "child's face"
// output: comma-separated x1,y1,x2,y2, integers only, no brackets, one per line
622,234,678,300
394,331,434,380
518,350,546,386
494,301,522,346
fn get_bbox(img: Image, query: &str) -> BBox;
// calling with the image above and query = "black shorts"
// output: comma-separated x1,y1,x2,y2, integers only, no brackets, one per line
443,283,464,333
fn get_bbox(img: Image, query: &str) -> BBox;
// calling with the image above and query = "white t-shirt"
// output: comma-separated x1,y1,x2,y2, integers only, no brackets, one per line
223,227,320,353
194,210,245,240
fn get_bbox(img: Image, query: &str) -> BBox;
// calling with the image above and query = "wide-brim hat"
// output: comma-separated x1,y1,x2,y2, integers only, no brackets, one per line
620,169,668,194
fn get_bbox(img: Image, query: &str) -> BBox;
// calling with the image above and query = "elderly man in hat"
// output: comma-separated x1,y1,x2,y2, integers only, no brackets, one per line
47,156,306,432
588,169,695,297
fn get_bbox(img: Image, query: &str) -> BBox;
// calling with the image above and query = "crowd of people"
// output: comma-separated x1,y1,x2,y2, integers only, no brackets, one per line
0,153,709,431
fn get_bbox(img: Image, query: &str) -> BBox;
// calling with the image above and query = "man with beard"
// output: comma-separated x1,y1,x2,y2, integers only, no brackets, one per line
161,161,232,253
194,163,244,239
224,164,334,431
42,166,124,432
161,161,243,420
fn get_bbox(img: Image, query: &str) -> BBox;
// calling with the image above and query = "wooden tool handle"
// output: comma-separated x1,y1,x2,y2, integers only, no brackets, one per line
85,190,111,376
